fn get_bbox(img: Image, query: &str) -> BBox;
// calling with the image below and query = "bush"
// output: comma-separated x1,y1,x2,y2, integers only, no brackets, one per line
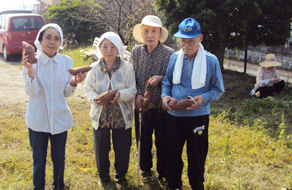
43,0,106,48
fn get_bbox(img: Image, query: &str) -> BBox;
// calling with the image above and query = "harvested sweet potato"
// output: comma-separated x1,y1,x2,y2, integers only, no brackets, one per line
94,89,118,103
68,66,92,75
22,41,37,63
141,88,151,111
168,98,195,111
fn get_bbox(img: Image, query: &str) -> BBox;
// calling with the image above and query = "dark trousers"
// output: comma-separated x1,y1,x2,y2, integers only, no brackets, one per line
256,80,285,98
93,127,131,180
135,108,168,177
29,129,67,190
166,114,209,190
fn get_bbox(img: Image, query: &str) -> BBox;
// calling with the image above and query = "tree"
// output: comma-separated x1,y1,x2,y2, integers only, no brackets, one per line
43,0,106,48
67,0,157,49
156,0,292,71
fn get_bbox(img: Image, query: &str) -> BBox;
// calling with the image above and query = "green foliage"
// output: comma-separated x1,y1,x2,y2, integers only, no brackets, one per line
212,70,292,147
1,50,292,189
2,100,292,189
156,0,292,69
43,0,106,48
60,47,93,67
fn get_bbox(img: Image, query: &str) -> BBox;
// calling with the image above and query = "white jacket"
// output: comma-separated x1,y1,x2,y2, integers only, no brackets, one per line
84,59,136,130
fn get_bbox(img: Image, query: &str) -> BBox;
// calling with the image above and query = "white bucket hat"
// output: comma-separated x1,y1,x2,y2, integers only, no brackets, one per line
132,15,169,44
259,54,282,67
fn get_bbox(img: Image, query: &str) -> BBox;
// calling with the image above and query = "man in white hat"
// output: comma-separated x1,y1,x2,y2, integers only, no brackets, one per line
161,18,224,190
250,53,285,98
131,15,174,181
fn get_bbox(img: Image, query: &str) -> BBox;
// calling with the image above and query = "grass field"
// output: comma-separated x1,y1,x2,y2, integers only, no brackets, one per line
0,48,291,189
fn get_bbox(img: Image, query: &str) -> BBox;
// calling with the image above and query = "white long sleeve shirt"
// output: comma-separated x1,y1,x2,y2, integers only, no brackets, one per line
23,52,77,135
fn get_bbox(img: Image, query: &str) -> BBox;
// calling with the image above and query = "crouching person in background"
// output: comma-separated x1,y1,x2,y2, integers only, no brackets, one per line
84,32,136,186
250,53,285,98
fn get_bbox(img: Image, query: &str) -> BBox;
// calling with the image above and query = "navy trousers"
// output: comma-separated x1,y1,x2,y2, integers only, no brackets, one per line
166,114,209,190
29,129,67,190
134,108,168,177
93,127,131,181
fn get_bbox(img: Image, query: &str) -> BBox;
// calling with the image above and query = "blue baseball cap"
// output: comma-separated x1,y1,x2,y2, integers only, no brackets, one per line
174,18,201,38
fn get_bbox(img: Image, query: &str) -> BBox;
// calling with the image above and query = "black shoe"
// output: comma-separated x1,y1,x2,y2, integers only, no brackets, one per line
158,175,167,182
99,177,110,186
115,176,127,184
142,170,154,177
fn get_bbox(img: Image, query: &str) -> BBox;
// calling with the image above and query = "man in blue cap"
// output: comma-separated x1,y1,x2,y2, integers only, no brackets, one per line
161,18,224,189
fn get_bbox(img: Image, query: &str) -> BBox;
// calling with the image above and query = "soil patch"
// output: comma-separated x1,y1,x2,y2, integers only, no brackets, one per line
0,61,84,106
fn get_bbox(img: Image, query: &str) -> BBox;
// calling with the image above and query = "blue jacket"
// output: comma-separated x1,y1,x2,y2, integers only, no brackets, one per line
161,50,224,117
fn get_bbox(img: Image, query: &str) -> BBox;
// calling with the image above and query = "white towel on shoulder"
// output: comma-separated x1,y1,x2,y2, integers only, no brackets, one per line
173,43,206,89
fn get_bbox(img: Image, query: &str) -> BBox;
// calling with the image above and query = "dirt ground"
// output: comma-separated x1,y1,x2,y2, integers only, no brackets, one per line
0,61,27,104
0,59,84,105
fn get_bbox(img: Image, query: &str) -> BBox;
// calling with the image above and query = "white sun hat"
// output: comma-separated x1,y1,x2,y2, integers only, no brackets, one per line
132,15,169,44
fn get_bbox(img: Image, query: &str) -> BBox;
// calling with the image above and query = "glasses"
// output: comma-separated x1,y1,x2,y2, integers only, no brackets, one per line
101,46,117,52
43,36,61,43
180,38,200,46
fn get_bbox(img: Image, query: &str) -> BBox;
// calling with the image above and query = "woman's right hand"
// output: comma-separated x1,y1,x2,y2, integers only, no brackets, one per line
22,50,34,79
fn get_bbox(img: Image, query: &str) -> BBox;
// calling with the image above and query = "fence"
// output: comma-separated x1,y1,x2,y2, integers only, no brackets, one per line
224,45,292,85
225,45,292,71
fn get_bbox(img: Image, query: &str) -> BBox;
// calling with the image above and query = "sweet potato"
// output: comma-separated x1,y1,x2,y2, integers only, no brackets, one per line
168,98,195,111
94,89,118,103
22,41,37,63
68,66,92,75
141,88,151,111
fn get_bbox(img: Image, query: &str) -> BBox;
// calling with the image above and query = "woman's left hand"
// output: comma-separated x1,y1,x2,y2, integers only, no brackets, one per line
109,91,120,104
70,72,86,86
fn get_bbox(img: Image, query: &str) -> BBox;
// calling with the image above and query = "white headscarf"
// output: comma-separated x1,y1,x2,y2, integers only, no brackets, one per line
34,23,63,57
96,32,124,59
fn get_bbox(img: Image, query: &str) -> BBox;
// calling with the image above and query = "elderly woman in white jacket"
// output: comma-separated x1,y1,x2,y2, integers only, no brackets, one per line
84,32,136,186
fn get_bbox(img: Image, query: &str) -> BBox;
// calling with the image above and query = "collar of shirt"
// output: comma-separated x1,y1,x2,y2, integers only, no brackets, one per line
99,57,121,73
39,52,61,65
143,42,161,55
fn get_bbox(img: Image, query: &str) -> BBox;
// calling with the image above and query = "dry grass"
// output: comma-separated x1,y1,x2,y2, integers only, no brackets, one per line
1,95,291,189
1,49,291,189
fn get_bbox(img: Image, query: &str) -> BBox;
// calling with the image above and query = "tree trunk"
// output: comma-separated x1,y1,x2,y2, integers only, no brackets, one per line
211,31,226,73
212,43,226,73
244,44,248,74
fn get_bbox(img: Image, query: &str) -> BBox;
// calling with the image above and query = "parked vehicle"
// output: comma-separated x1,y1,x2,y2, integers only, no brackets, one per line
0,10,32,15
0,13,45,61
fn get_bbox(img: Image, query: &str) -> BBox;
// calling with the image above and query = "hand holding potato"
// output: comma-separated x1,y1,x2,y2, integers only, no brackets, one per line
147,75,163,87
22,41,37,64
186,95,203,110
22,50,35,79
70,72,86,86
